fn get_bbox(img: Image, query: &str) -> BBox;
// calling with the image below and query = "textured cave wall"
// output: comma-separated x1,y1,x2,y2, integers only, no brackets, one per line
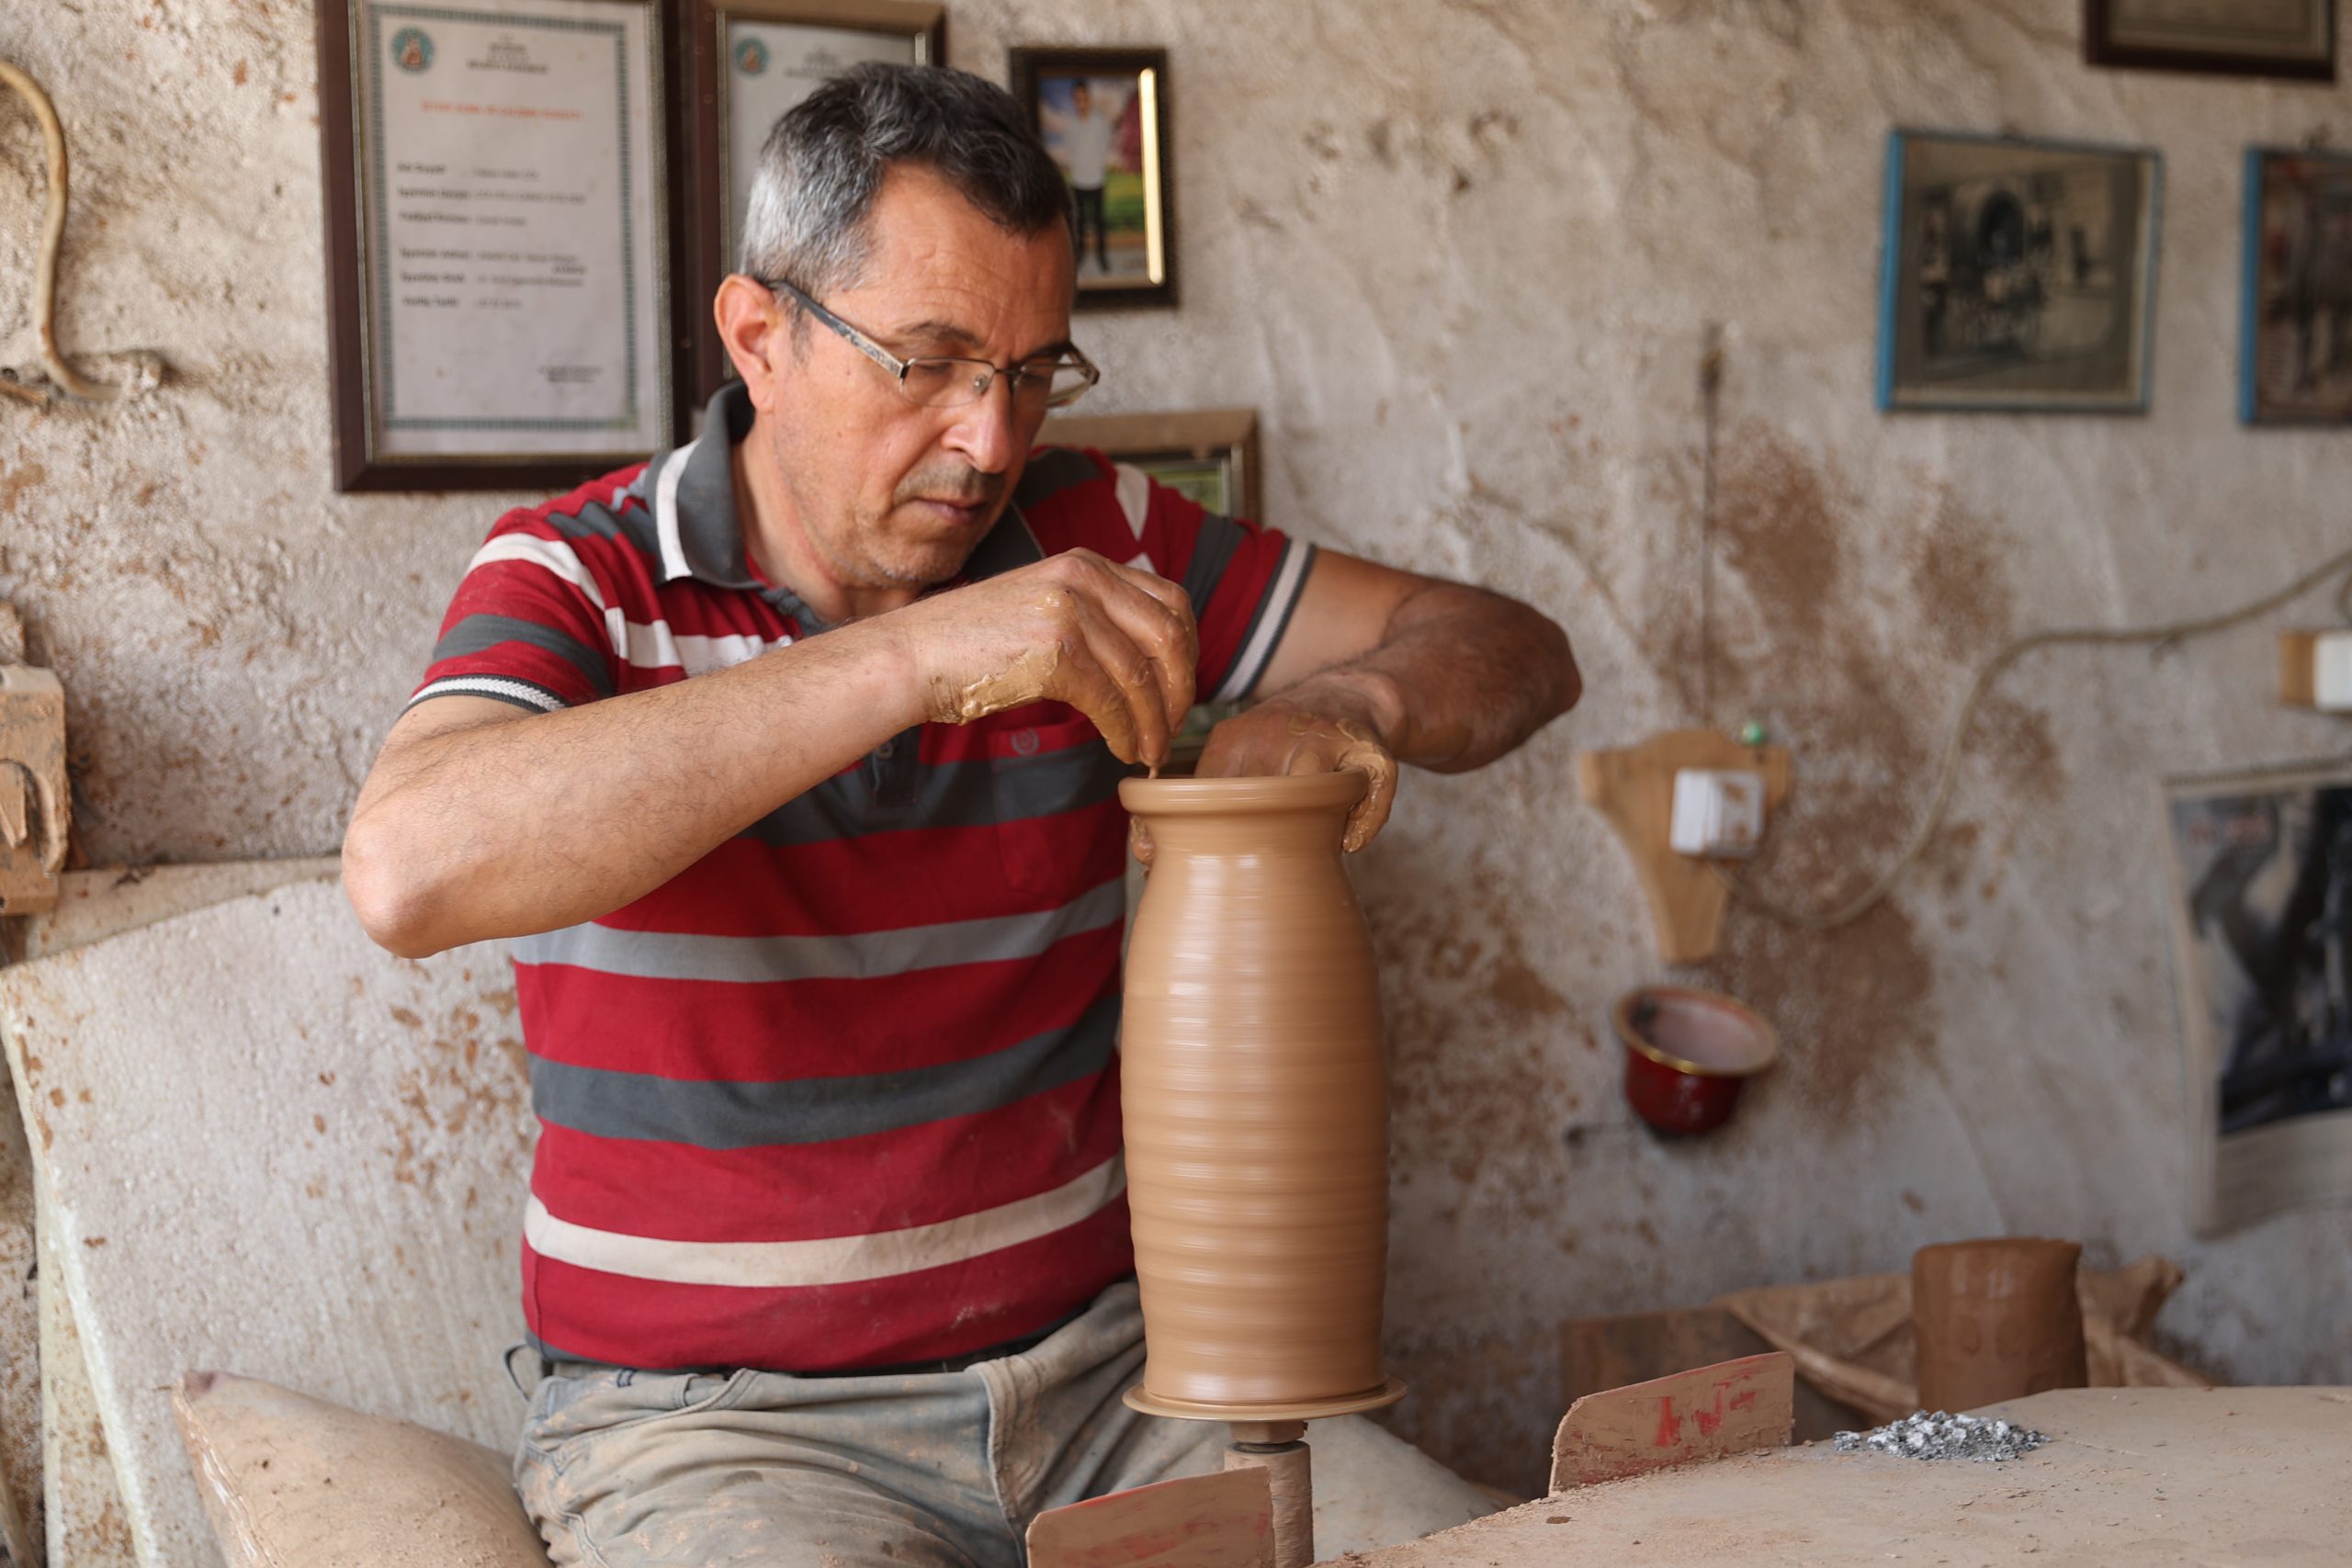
4,0,2348,1500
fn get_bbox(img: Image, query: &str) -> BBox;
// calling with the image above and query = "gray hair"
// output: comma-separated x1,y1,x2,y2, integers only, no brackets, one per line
738,62,1073,299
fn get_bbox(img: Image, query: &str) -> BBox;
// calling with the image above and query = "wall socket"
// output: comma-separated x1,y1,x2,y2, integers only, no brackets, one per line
2279,629,2352,713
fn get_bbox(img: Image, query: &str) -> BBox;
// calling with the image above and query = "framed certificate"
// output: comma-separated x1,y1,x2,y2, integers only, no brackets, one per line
681,0,946,403
318,0,678,491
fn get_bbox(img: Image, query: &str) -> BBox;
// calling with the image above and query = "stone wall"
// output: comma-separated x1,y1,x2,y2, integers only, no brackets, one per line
4,0,2347,1497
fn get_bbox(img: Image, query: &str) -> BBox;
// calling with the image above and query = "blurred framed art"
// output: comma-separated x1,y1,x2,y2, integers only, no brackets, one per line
1010,46,1175,309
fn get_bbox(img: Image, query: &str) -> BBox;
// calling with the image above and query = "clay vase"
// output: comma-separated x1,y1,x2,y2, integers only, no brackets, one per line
1912,1237,2087,1414
1117,771,1399,1417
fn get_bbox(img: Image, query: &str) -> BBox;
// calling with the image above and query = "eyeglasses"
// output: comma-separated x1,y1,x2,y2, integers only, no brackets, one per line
759,276,1102,412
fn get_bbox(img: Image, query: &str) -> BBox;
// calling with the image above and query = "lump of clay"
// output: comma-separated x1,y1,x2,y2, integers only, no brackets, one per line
172,1371,550,1568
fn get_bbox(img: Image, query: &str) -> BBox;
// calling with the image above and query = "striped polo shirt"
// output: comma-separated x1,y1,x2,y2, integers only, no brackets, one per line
410,384,1313,1372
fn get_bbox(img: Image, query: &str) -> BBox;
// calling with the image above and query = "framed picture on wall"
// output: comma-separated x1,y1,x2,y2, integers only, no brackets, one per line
679,0,946,404
1040,407,1260,522
2160,761,2352,1234
2240,147,2352,423
316,0,679,491
1875,130,2162,414
2086,0,2335,82
1009,47,1175,309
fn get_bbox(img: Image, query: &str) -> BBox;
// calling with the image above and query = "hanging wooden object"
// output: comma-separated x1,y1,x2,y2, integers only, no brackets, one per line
1577,729,1792,963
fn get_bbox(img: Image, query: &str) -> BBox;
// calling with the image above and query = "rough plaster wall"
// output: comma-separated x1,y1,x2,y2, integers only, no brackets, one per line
2,0,2348,1505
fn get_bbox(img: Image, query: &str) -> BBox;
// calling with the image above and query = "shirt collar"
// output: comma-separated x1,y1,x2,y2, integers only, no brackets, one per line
651,381,1047,609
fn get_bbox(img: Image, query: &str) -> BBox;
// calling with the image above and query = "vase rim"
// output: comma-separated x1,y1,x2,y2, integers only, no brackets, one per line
1119,769,1369,816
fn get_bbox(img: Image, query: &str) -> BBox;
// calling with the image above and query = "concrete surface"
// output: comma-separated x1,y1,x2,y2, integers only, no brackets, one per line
1363,1386,2352,1567
3,0,2349,1502
0,882,530,1568
10,860,342,1568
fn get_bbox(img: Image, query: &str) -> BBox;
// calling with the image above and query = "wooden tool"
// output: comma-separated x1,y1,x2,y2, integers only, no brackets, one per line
1026,1468,1274,1568
1577,729,1792,963
1549,1351,1795,1492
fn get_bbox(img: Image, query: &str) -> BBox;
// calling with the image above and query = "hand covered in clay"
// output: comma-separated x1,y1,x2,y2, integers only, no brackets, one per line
1131,686,1398,867
892,548,1199,768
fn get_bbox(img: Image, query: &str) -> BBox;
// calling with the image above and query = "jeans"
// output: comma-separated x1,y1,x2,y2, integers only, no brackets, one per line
1071,185,1110,273
514,1280,1497,1566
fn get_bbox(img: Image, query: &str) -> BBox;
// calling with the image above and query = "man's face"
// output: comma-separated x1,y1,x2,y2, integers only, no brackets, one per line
758,164,1076,598
1073,82,1092,116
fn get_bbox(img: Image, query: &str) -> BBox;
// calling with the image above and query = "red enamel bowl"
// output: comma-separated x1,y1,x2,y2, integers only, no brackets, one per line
1613,986,1779,1136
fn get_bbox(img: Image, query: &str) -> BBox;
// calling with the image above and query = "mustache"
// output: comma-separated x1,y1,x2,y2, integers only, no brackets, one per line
894,467,1005,508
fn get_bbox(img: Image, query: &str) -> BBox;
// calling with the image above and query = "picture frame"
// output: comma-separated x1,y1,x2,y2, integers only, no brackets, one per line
2239,147,2352,424
316,0,680,491
1875,130,2162,415
1040,407,1260,522
1009,47,1175,310
679,0,946,405
2086,0,2335,83
2158,760,2352,1235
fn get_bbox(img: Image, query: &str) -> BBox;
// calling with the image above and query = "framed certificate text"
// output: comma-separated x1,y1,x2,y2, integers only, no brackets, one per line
318,0,678,491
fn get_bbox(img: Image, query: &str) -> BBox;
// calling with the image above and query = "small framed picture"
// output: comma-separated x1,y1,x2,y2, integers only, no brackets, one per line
2087,0,2335,82
1009,47,1175,309
1040,407,1259,521
315,0,680,491
680,0,946,403
2241,148,2352,423
1876,130,2162,414
2159,760,2352,1234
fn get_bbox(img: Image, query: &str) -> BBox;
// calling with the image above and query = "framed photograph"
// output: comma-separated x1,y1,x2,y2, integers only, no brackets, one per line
2240,148,2352,423
1039,407,1259,521
1009,47,1174,309
316,0,678,491
680,0,946,403
2087,0,2335,82
2160,761,2352,1234
1875,130,2161,414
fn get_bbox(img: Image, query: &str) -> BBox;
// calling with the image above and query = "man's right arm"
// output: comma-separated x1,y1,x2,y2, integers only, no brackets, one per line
343,548,1195,959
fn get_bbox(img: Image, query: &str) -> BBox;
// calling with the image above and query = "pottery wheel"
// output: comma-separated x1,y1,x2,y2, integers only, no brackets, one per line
1122,1376,1408,1424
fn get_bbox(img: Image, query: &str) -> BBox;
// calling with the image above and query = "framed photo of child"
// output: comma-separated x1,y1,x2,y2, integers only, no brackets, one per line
1010,47,1175,309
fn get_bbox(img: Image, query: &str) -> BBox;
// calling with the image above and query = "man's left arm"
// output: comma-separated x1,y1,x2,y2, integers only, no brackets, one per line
1196,549,1580,851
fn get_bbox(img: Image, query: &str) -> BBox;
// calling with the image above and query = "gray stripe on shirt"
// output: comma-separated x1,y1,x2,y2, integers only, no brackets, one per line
510,876,1127,984
741,744,1121,848
431,614,616,698
529,993,1120,1148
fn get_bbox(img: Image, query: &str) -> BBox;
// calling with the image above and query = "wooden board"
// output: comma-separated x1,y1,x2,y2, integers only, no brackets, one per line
1549,1353,1794,1492
1562,1306,1861,1443
1576,730,1792,962
1376,1388,2350,1568
1028,1468,1273,1568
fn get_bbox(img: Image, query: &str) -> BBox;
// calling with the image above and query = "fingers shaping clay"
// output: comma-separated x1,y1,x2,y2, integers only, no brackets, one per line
1117,772,1403,1420
1912,1237,2088,1414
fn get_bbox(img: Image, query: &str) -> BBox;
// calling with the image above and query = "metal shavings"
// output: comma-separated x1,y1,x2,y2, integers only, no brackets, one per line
1834,1409,2048,1462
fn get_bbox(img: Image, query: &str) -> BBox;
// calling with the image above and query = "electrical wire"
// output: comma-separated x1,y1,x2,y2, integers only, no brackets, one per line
0,55,161,406
1718,540,2352,931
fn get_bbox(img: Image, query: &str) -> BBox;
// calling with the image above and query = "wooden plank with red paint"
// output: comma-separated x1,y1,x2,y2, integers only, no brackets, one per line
1027,1467,1275,1568
1548,1351,1795,1492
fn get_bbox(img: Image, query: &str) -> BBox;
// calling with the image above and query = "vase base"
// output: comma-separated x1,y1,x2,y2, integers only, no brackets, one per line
1122,1375,1407,1424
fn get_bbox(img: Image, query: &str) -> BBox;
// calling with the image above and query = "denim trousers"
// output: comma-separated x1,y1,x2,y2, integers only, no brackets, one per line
514,1280,1497,1566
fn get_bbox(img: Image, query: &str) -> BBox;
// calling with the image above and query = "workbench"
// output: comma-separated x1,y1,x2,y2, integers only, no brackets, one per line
1360,1388,2348,1566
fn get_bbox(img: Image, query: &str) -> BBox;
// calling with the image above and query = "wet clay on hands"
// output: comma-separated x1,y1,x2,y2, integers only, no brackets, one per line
1135,708,1398,867
917,554,1197,766
1119,771,1396,1415
1913,1238,2087,1413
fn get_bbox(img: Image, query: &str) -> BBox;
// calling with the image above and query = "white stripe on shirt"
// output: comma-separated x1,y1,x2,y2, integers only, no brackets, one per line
523,1154,1125,1289
1213,539,1314,703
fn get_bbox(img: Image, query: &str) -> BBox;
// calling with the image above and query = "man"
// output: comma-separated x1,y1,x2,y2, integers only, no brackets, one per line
345,64,1576,1568
1058,79,1114,276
